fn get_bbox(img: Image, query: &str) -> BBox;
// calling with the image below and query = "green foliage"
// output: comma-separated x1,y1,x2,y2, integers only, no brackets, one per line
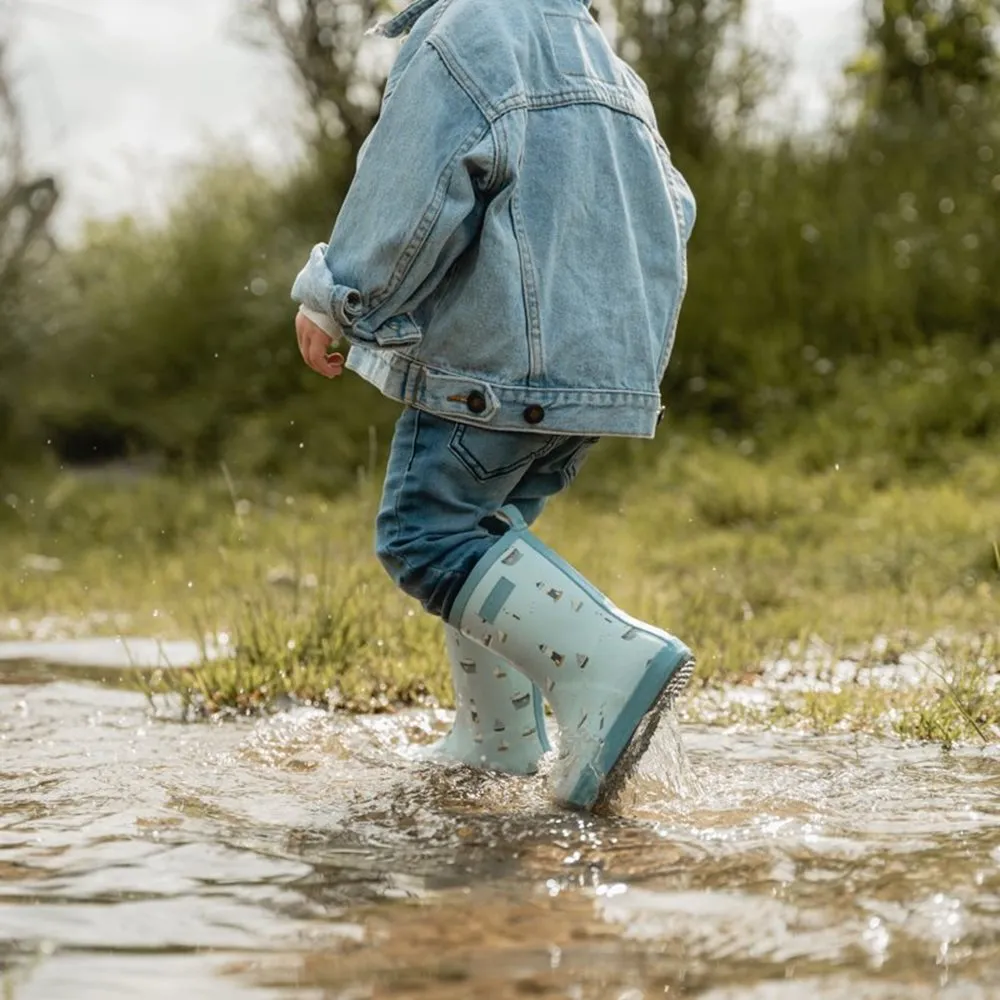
242,0,390,150
2,392,995,737
163,565,446,718
25,156,397,490
665,92,1000,420
612,0,764,163
851,0,1000,116
783,335,1000,475
0,38,58,473
5,0,1000,489
893,634,1000,745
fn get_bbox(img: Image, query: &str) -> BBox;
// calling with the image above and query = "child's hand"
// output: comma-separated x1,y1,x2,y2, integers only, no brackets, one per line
295,311,345,379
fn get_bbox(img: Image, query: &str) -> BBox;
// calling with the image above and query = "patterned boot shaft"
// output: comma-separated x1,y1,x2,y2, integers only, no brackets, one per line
450,506,693,809
424,625,550,776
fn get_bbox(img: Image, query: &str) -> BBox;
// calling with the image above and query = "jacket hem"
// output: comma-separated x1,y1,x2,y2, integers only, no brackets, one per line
346,345,661,439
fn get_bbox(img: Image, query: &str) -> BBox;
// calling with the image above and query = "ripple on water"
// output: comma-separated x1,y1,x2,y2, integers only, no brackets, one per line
2,674,1000,999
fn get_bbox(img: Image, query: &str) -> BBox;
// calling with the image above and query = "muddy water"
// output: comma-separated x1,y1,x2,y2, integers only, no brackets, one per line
2,653,1000,1000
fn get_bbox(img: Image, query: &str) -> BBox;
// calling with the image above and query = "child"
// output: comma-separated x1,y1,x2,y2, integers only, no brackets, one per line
291,0,697,811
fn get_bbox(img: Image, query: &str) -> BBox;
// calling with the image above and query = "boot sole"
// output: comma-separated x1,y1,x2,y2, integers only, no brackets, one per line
564,646,695,811
594,655,695,812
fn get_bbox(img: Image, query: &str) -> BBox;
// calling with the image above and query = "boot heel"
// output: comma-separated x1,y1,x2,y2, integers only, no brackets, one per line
589,655,696,811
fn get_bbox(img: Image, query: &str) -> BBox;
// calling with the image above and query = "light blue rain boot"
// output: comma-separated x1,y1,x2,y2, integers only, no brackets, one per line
448,506,695,811
424,624,551,775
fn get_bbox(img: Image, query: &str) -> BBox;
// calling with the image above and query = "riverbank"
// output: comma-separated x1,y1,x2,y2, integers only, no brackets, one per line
2,414,997,744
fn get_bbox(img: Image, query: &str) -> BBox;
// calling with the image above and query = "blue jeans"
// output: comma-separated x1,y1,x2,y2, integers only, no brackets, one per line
375,408,598,619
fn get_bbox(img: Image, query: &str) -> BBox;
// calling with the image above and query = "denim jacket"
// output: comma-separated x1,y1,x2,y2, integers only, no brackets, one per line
291,0,696,438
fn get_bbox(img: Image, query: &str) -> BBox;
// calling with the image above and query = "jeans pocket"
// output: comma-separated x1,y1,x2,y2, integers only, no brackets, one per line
558,437,600,488
448,424,555,483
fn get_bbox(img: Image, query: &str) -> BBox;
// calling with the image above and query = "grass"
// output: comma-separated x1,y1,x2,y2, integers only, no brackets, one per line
1,410,997,743
684,632,1000,747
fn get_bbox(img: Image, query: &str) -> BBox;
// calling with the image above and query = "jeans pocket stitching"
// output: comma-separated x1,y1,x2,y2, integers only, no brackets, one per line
448,424,555,483
557,437,599,489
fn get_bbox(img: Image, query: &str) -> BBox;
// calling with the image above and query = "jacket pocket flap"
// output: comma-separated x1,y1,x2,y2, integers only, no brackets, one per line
373,313,423,348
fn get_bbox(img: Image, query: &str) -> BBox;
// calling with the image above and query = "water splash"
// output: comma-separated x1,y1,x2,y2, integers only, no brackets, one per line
3,667,1000,999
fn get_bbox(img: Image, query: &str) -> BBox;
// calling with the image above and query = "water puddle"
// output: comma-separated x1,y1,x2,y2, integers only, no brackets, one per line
0,636,224,691
0,637,205,670
2,656,999,998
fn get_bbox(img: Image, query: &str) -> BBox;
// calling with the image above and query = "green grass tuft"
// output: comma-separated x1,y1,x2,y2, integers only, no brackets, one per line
3,384,996,742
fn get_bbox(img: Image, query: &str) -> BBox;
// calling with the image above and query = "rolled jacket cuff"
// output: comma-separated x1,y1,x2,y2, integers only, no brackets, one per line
291,243,365,330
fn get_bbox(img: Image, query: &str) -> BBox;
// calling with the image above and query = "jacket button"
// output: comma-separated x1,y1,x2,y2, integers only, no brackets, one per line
523,404,545,425
466,391,487,415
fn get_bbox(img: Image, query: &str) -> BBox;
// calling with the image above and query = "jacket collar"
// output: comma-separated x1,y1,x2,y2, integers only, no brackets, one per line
370,0,444,38
372,0,591,39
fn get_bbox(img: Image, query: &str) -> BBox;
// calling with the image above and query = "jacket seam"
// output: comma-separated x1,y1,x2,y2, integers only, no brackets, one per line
654,155,688,381
357,45,493,324
487,94,659,149
429,36,494,120
508,191,544,384
491,89,651,122
488,116,509,195
429,37,504,192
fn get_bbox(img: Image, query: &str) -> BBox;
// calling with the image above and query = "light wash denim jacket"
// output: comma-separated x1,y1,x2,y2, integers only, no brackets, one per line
291,0,696,438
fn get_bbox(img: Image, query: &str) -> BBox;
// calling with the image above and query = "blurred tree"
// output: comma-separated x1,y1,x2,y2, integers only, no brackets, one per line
242,0,391,153
0,38,57,303
850,0,1000,116
245,0,776,166
240,0,399,237
611,0,780,164
0,36,58,465
17,0,999,484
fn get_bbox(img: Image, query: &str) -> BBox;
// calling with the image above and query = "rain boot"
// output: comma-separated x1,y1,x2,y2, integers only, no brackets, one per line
423,624,551,775
448,506,694,810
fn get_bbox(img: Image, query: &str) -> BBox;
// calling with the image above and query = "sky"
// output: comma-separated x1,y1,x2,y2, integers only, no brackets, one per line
6,0,863,237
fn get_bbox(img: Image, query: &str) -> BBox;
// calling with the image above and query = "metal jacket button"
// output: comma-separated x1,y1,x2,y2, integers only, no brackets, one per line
466,391,487,415
523,404,545,425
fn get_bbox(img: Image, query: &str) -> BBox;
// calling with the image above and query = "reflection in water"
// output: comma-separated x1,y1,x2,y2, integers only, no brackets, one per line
1,664,999,999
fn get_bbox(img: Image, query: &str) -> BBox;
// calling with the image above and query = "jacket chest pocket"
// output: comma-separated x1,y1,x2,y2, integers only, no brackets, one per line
544,13,618,84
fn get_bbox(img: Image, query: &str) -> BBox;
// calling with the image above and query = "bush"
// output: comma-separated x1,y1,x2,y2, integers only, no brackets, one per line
24,154,398,492
10,28,1000,490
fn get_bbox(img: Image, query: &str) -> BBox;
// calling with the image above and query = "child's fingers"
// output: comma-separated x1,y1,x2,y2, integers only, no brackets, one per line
296,315,342,377
302,330,344,379
322,351,345,377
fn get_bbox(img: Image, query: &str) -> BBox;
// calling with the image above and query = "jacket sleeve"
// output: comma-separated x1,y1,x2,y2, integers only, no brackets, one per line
291,40,496,348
